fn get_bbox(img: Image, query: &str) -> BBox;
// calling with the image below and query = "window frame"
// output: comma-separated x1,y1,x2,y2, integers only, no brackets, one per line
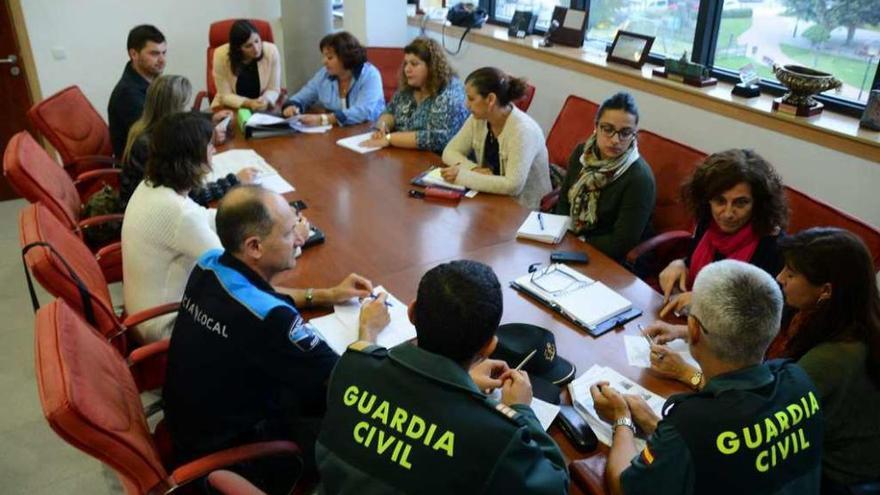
477,0,879,117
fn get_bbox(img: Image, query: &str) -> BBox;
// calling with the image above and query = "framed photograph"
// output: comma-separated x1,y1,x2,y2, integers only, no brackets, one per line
606,31,655,69
548,6,589,48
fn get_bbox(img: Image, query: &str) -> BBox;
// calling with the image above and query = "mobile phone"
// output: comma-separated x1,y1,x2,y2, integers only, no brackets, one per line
555,405,598,452
289,200,308,212
550,251,589,264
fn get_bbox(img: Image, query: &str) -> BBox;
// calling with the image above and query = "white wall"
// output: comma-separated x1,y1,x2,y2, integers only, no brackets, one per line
19,0,283,118
415,27,880,228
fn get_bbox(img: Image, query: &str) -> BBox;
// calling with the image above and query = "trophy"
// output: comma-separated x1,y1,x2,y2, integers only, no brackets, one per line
731,63,760,98
771,64,842,118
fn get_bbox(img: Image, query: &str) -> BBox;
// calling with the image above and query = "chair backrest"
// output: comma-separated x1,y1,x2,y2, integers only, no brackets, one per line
3,131,81,230
513,83,536,112
785,186,880,269
637,130,707,234
366,47,405,102
35,299,169,495
26,86,113,170
206,19,275,102
19,203,119,340
545,95,599,168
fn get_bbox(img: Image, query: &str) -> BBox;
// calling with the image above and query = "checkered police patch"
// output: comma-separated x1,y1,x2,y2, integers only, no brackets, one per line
288,316,323,351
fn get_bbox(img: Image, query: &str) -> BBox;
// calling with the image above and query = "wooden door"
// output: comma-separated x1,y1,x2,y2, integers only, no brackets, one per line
0,0,35,200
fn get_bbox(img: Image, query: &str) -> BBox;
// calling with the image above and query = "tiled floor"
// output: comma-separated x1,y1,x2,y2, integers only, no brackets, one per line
0,198,120,494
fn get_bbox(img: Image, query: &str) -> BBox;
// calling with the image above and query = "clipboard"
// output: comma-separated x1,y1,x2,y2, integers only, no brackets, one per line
510,280,642,337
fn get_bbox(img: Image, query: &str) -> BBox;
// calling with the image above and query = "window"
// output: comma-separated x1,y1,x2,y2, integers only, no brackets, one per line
493,0,569,30
586,0,699,58
713,0,880,105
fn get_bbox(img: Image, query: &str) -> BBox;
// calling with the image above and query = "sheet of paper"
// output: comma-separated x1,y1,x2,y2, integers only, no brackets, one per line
209,149,295,194
313,286,416,355
336,132,383,154
623,335,699,369
246,113,288,126
254,173,295,194
487,389,559,431
291,120,332,134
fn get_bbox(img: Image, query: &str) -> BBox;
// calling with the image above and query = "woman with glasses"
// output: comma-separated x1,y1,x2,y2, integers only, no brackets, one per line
657,149,788,318
554,92,656,262
440,67,550,208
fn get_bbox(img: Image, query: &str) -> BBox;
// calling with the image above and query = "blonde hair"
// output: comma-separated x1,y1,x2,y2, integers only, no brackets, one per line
122,75,192,163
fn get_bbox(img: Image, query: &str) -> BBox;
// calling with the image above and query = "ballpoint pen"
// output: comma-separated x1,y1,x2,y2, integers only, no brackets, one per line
639,324,653,345
537,212,545,231
367,292,393,307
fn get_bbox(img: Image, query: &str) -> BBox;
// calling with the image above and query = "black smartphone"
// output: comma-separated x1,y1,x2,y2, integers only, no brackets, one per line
550,251,589,264
555,405,598,452
289,200,308,212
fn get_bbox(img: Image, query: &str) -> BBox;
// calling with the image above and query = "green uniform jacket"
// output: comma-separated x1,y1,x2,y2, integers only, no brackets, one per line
555,144,656,262
316,342,569,494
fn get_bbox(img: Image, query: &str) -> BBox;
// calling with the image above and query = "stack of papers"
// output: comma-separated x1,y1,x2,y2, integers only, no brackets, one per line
336,132,383,154
208,149,295,194
310,286,417,355
511,264,633,331
246,113,332,134
516,212,570,244
568,365,666,449
623,335,698,369
487,388,559,431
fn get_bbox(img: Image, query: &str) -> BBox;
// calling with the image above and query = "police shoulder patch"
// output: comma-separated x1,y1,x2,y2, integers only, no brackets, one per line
640,445,655,465
288,318,323,352
491,402,522,423
347,341,386,357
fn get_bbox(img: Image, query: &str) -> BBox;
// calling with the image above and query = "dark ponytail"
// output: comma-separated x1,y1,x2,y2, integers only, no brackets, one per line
465,67,527,107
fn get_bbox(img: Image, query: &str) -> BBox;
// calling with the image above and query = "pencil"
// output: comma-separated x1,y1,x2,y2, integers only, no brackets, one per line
515,349,537,371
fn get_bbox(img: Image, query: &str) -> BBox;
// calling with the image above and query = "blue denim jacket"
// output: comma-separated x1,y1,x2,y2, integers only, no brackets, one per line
283,62,385,126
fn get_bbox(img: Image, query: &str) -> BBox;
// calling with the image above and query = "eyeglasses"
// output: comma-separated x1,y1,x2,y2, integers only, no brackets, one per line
597,123,637,140
529,264,591,296
689,314,710,335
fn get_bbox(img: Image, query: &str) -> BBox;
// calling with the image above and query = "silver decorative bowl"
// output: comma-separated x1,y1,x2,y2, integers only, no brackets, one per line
772,64,842,108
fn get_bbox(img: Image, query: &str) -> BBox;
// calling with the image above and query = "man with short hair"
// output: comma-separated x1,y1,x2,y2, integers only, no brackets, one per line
592,260,823,495
108,24,167,157
317,260,570,494
163,185,389,475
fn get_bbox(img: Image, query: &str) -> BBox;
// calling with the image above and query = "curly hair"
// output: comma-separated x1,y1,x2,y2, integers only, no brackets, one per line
398,37,456,96
319,31,367,70
145,112,213,193
682,149,788,236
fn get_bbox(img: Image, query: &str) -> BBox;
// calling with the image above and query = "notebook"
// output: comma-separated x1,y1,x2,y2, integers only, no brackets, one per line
208,149,295,194
309,286,416,355
336,132,383,154
510,263,638,336
410,168,479,198
516,212,569,244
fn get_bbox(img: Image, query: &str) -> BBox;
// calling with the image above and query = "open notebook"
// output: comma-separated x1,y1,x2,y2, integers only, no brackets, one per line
310,286,416,355
510,263,640,336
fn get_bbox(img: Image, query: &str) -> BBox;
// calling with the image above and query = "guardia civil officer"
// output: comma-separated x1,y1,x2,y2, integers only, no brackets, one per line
316,260,569,494
592,260,823,495
163,185,390,492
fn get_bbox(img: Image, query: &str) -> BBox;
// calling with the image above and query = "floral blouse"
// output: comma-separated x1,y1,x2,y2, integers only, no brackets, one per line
384,77,469,154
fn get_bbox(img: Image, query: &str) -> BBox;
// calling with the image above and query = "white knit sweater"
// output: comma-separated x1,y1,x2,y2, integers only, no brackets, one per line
121,182,221,342
441,106,551,209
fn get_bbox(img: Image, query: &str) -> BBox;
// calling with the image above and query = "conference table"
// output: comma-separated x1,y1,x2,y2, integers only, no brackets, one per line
223,123,688,493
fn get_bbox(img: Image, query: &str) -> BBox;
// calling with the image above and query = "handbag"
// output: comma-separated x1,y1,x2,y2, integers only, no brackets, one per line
446,2,488,28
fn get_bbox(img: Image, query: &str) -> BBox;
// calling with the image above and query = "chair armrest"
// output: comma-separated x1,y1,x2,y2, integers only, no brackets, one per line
570,454,609,495
625,230,692,267
78,213,124,230
69,154,119,168
122,301,179,329
540,188,561,213
207,470,266,495
193,90,208,112
127,339,170,392
75,168,123,200
75,168,123,182
95,242,123,283
169,440,301,488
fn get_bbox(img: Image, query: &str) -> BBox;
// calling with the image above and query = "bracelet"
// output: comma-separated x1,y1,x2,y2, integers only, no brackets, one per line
385,133,392,144
320,114,329,126
305,288,314,306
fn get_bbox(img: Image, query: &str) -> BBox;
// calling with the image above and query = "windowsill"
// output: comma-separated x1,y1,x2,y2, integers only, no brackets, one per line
411,17,880,163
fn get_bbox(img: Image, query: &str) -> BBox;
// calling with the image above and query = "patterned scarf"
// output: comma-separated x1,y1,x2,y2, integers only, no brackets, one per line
568,134,640,233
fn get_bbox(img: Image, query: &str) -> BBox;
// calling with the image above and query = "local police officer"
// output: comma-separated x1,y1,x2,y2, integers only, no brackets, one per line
317,260,570,494
163,186,390,491
592,260,823,495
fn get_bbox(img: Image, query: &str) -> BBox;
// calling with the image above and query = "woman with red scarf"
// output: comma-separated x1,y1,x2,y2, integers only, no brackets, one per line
658,149,788,318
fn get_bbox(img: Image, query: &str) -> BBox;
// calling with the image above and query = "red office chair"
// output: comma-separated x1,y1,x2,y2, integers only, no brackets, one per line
513,82,536,112
624,131,707,276
208,470,267,495
34,299,303,495
193,19,276,111
540,95,600,211
366,47,406,102
19,203,177,360
5,131,123,281
26,85,117,178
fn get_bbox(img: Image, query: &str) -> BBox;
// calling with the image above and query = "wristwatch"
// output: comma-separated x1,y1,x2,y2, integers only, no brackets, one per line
689,370,704,390
320,114,329,126
385,133,392,144
612,416,635,435
305,288,314,306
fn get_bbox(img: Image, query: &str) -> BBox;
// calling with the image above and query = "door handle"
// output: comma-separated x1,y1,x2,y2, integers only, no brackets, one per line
0,55,18,64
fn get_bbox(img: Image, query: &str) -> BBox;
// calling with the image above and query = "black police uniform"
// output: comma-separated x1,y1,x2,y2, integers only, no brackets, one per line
163,249,338,463
316,342,570,495
620,360,823,495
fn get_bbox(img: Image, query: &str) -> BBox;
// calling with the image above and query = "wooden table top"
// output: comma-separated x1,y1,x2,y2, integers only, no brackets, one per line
222,124,688,493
